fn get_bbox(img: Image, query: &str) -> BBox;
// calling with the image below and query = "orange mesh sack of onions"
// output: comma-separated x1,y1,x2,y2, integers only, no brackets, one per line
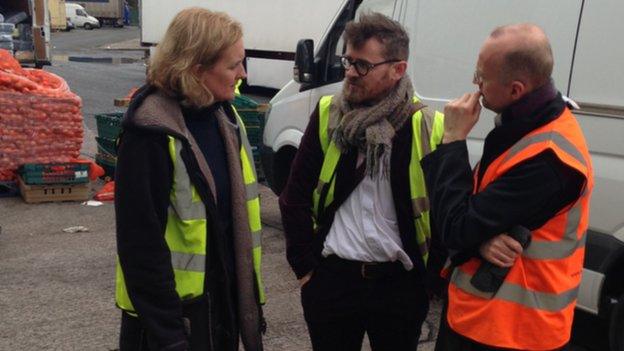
0,49,83,181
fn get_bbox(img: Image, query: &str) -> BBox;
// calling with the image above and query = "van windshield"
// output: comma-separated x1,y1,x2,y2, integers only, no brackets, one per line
329,0,398,78
76,9,87,17
334,0,398,58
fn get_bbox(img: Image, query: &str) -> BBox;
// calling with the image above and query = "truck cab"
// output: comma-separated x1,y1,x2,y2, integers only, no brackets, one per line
261,1,624,349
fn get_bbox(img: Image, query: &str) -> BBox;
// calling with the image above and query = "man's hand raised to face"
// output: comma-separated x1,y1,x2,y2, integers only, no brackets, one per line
443,92,482,144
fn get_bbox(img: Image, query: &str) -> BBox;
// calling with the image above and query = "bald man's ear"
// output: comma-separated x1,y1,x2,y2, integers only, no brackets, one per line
391,61,408,80
510,80,527,101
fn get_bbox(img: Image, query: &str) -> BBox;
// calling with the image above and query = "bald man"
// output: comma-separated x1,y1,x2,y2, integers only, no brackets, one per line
422,24,593,350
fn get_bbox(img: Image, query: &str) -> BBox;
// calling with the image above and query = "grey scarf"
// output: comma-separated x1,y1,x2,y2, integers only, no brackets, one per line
329,75,417,177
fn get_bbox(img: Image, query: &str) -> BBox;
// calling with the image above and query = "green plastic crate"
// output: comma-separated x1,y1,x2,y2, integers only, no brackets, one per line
244,125,262,144
96,136,117,157
233,94,259,110
95,112,124,139
233,95,264,128
232,95,265,164
20,163,90,185
95,153,116,179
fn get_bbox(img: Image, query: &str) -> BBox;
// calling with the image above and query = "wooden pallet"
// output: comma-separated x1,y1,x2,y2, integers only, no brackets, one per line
17,175,90,203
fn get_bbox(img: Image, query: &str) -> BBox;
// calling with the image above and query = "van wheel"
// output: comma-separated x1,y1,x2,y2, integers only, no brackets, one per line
611,293,624,351
271,146,297,195
84,23,93,30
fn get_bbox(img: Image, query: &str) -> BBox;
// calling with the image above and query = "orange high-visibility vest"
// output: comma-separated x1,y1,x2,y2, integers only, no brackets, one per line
447,107,594,350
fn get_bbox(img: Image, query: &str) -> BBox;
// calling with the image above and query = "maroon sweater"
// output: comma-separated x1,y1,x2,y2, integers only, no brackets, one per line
279,102,447,291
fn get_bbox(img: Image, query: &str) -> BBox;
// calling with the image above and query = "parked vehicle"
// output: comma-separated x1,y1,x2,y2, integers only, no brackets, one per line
262,1,624,349
68,0,123,27
65,2,99,29
1,0,51,67
49,0,66,31
140,0,345,90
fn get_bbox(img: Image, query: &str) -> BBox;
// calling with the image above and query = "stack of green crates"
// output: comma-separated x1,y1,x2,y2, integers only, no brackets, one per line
232,94,266,181
91,96,265,181
19,163,90,185
94,112,123,178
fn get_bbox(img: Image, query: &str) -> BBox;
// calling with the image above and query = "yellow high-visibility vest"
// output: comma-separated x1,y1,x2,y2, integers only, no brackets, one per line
116,109,265,314
312,95,444,263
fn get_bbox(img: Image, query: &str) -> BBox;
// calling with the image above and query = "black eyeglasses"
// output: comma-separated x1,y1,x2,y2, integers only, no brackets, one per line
340,56,401,77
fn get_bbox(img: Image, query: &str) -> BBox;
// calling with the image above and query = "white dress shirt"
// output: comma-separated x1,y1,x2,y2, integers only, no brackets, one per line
321,151,414,270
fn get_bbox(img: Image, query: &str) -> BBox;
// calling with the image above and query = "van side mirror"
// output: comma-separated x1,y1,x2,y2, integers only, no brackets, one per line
294,39,315,83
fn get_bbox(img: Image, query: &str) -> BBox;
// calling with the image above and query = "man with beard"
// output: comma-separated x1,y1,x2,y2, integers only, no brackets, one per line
279,13,445,351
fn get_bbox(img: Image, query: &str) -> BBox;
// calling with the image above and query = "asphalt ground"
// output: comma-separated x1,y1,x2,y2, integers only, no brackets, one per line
0,27,593,351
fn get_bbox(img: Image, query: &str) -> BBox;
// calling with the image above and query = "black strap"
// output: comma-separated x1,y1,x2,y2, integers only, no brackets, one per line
316,151,366,234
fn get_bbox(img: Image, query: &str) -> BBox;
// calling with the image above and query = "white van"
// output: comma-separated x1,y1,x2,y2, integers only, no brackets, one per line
65,3,100,30
262,0,624,349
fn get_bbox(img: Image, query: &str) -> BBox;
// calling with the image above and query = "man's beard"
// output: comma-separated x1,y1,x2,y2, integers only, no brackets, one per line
342,78,366,104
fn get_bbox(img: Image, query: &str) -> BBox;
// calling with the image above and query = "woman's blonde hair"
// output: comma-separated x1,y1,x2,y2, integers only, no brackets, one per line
147,7,242,107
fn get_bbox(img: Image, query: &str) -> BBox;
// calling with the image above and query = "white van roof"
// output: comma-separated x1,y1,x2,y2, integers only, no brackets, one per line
65,3,85,9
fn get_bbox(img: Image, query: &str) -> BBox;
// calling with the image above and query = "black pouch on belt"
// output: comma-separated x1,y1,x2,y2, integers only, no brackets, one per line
470,225,532,293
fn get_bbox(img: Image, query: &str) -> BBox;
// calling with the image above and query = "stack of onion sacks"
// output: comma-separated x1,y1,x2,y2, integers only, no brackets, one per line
0,49,83,181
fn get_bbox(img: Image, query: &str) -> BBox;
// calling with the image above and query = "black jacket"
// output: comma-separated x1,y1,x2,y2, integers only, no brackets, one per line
421,82,585,265
115,85,242,351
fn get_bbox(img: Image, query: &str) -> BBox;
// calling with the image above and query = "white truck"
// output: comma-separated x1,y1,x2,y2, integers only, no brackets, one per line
261,1,624,349
68,0,123,27
139,0,346,91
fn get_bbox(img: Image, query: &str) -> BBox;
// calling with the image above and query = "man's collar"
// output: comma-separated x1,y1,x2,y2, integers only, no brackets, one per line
500,80,557,126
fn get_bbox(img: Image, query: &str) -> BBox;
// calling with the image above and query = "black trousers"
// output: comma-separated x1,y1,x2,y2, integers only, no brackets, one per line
435,299,569,351
301,255,429,351
119,312,153,351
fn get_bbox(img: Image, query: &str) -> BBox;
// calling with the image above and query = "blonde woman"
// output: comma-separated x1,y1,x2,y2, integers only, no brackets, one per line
114,8,264,351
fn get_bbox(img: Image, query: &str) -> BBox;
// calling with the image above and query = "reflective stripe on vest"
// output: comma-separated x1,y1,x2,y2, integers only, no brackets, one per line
312,95,444,264
116,108,266,314
447,108,594,350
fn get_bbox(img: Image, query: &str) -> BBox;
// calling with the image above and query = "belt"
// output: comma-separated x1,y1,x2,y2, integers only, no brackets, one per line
324,255,407,279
